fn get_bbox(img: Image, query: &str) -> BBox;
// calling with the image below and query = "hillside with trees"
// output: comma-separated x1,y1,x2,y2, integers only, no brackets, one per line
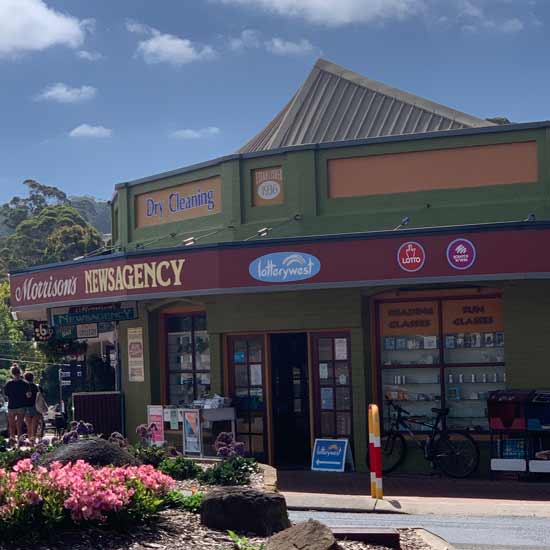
0,181,111,401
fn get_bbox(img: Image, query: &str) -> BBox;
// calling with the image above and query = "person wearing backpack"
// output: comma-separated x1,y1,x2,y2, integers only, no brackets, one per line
23,371,40,445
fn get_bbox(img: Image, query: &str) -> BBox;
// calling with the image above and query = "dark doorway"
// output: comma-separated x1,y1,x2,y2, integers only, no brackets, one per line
270,333,310,468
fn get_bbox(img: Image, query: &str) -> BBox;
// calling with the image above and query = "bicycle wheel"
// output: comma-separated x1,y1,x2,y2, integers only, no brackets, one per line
379,432,407,474
432,430,479,478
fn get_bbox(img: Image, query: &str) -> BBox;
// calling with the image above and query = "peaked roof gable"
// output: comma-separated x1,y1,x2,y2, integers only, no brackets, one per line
239,59,494,153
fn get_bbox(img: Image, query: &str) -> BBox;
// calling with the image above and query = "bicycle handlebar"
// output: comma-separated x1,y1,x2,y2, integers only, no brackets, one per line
389,400,410,416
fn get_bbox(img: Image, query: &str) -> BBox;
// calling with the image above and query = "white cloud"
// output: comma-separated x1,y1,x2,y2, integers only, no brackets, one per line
69,124,112,139
171,127,221,139
218,0,425,26
227,29,319,56
265,37,317,56
459,1,527,33
0,0,86,57
229,29,262,51
125,20,152,35
126,20,216,66
35,83,97,103
77,50,103,61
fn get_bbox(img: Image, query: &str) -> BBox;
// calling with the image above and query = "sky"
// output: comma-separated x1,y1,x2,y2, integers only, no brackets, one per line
1,0,549,203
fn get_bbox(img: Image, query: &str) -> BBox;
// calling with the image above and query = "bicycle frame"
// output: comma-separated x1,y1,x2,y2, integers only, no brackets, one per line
387,404,445,460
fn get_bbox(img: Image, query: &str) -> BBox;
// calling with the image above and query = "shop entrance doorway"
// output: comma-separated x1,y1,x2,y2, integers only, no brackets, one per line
270,333,310,469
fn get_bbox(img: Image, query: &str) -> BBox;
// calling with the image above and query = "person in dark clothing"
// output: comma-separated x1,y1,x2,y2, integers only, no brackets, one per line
3,364,29,447
23,372,39,445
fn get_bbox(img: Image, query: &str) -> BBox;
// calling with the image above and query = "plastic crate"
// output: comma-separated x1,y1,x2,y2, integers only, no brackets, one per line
527,391,550,431
488,390,534,431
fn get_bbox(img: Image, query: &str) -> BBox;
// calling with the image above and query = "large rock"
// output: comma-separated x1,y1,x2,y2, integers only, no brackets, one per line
41,438,140,467
200,487,290,536
267,520,337,550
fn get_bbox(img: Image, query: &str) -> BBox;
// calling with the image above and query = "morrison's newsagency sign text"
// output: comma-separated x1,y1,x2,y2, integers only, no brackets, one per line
12,257,188,308
10,226,550,310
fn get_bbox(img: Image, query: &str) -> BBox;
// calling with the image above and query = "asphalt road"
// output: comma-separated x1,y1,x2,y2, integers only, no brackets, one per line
289,510,550,550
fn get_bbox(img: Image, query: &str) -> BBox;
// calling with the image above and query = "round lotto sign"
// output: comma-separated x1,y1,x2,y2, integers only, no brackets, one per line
397,241,426,272
446,238,476,270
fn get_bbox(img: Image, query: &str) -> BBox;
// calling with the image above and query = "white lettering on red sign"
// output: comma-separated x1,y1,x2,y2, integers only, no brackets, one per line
14,276,78,304
397,241,426,273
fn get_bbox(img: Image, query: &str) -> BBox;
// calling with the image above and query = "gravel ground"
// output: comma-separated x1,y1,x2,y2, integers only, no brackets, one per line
174,469,265,493
0,509,429,550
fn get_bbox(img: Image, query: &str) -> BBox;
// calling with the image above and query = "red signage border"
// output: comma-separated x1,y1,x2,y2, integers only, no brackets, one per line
9,226,550,311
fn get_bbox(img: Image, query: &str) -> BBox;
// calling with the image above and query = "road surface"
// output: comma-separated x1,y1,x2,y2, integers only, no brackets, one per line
289,510,550,549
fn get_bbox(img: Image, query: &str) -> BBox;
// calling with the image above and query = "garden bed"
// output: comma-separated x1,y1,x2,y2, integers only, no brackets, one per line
0,507,430,550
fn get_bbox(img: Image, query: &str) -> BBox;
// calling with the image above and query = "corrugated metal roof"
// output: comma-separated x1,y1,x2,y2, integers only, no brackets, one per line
238,59,494,153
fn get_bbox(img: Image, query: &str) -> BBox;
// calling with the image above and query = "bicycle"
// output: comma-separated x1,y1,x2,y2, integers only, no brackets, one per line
374,401,480,478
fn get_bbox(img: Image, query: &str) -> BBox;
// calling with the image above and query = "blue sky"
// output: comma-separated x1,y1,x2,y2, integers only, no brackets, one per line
1,0,549,203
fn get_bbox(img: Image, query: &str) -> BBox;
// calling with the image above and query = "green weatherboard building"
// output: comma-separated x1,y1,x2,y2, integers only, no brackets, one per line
10,59,550,474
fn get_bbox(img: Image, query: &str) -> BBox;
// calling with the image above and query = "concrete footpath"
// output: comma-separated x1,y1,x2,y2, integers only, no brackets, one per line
283,491,550,517
278,472,550,518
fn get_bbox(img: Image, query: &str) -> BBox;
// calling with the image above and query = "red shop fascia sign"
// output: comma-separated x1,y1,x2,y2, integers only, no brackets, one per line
9,223,550,311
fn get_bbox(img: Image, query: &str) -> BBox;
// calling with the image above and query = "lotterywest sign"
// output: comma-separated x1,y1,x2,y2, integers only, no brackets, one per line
10,225,550,310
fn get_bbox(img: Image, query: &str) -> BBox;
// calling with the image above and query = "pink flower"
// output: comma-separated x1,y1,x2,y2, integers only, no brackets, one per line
13,459,33,473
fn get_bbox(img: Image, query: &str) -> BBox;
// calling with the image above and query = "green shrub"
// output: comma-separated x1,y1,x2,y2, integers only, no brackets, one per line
228,530,265,550
159,456,202,480
129,444,169,467
199,457,258,486
0,448,32,470
163,490,204,513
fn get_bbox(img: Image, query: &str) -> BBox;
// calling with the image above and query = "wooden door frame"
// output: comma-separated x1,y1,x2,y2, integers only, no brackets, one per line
225,333,271,464
223,328,351,466
158,304,206,406
309,331,354,446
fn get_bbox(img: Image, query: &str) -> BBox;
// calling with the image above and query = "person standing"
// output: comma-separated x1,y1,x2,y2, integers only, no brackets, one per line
3,364,29,447
23,372,39,445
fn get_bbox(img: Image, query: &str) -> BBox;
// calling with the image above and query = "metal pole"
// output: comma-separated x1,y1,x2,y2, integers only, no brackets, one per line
368,403,383,499
58,368,63,412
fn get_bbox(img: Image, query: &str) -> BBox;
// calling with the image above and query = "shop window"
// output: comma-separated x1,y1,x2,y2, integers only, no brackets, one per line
379,296,505,432
313,334,353,441
228,336,266,461
166,313,210,406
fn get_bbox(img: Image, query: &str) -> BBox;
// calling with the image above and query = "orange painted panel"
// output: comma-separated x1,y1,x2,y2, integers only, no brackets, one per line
252,166,284,207
442,298,503,334
328,141,538,198
135,176,222,228
380,301,439,337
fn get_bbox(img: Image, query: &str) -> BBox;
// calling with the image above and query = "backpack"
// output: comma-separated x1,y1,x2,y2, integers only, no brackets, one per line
35,391,49,415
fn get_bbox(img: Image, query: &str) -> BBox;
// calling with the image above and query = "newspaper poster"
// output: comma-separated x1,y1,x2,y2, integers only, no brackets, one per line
183,409,201,455
128,327,145,382
147,405,165,446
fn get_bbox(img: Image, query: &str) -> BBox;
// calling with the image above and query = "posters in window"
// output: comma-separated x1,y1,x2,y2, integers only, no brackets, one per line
169,408,179,430
321,387,334,410
335,338,348,360
128,327,145,382
250,364,262,386
319,363,329,380
147,405,165,446
183,409,201,454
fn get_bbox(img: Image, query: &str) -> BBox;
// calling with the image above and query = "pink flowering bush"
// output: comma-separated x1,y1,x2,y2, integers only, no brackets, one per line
0,459,175,540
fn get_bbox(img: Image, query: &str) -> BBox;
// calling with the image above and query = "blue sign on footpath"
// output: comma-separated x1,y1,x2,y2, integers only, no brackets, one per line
311,438,352,472
249,252,321,283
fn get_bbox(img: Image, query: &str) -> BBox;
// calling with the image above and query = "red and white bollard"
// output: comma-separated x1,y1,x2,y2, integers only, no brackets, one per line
368,404,383,499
